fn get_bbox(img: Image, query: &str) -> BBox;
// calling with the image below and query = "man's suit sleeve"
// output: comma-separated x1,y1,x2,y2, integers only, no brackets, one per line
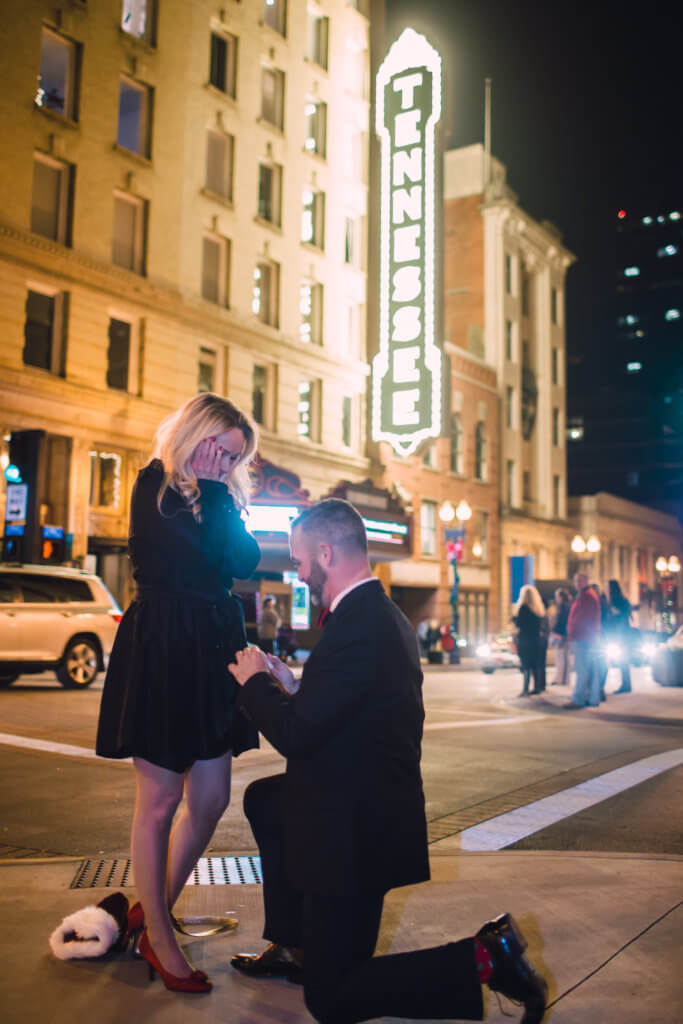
236,626,374,758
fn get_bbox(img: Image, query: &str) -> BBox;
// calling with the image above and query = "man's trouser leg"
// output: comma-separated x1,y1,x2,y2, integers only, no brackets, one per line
573,641,590,704
243,774,303,947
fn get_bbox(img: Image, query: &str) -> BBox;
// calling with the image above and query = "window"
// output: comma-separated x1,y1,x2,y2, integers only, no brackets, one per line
31,154,72,245
553,475,561,518
521,266,530,316
35,27,78,120
342,395,353,447
506,460,515,506
89,450,122,509
107,318,131,391
198,346,216,392
252,260,280,327
304,99,327,157
626,361,642,373
261,66,285,129
552,348,558,385
656,245,678,258
112,193,146,273
505,319,512,360
121,0,156,46
343,302,361,356
474,422,487,481
523,470,531,502
201,234,230,306
345,45,368,98
449,414,464,474
117,77,152,157
551,286,558,325
344,216,359,266
300,281,323,344
205,130,234,201
302,187,325,248
473,510,488,561
552,407,559,446
505,253,512,294
210,32,237,98
23,289,66,375
298,380,320,440
623,266,640,277
252,364,267,425
307,11,329,69
522,338,530,367
420,500,437,557
506,386,514,429
262,0,287,35
665,308,680,321
422,444,436,469
257,161,282,225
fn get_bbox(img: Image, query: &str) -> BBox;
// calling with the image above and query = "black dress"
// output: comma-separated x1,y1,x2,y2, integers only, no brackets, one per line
96,460,261,772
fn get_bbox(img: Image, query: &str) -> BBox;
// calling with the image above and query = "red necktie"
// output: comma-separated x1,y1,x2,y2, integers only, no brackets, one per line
317,607,332,628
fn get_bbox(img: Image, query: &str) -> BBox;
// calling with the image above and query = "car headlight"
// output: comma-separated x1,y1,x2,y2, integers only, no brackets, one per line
476,644,491,657
605,642,622,660
641,642,656,659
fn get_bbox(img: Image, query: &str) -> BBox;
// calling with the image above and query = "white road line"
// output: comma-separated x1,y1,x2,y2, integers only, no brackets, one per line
424,714,545,730
0,732,130,762
459,748,683,850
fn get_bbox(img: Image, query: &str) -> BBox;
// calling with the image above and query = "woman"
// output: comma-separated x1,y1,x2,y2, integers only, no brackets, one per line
550,588,572,685
513,584,546,696
607,578,633,693
257,596,281,655
96,393,260,992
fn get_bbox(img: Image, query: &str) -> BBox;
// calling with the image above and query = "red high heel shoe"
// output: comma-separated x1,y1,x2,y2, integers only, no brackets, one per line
137,930,212,993
128,904,208,981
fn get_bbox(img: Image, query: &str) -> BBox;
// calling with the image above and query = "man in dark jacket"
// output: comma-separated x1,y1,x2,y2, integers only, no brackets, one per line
228,499,547,1024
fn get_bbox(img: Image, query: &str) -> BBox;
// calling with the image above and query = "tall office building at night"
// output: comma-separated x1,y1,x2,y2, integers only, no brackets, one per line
568,205,683,521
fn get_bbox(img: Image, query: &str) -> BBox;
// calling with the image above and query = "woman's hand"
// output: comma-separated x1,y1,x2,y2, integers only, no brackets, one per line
191,437,225,481
228,646,270,686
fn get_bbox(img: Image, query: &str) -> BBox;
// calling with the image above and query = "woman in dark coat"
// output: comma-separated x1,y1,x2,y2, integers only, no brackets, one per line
96,393,260,991
607,578,633,693
513,584,547,696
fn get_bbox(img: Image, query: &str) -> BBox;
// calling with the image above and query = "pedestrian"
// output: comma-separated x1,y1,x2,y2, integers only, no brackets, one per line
227,499,547,1024
607,579,633,693
549,588,571,685
591,584,610,702
512,584,547,696
95,393,260,993
257,596,281,655
566,572,601,707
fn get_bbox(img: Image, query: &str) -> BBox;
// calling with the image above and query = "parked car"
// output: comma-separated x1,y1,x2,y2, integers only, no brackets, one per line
603,628,662,667
0,564,122,689
476,633,521,674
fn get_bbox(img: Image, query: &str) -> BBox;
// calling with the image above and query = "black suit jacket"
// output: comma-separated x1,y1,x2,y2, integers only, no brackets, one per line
237,579,429,894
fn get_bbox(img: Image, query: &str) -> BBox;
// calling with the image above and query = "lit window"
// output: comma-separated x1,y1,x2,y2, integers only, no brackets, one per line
297,380,320,439
121,0,156,45
209,32,238,98
623,266,640,277
205,130,234,201
201,234,230,306
257,161,283,225
306,11,329,69
665,309,681,321
635,329,645,337
419,500,437,557
657,244,678,257
89,451,122,509
642,216,653,225
626,362,642,373
117,77,152,157
112,192,146,274
299,281,323,344
670,211,681,221
625,314,639,325
35,28,78,120
261,66,285,129
31,153,72,245
304,99,327,157
657,215,666,223
262,0,287,36
301,187,325,248
253,260,280,327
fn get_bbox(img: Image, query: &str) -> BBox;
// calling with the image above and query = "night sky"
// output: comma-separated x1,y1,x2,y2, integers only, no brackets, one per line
384,0,682,374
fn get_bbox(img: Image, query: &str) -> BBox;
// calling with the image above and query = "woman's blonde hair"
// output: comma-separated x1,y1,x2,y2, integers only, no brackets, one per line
515,584,545,617
153,393,257,519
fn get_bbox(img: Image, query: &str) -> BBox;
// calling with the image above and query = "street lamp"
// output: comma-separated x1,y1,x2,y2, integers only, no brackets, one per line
655,555,681,634
571,535,586,554
440,499,472,662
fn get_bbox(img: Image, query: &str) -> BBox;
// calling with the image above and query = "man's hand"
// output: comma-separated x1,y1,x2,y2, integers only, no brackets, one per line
264,653,300,695
228,646,270,686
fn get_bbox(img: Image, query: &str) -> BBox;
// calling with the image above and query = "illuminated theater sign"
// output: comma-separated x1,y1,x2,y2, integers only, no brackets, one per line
372,28,442,457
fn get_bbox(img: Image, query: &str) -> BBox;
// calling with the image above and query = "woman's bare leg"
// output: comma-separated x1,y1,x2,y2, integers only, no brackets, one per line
131,757,191,977
167,750,233,909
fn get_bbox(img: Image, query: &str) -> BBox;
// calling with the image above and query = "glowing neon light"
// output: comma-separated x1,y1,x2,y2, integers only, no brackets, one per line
247,504,299,534
372,28,442,457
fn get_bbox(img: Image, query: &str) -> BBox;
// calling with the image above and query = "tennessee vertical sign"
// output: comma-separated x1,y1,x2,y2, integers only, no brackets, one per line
372,29,442,457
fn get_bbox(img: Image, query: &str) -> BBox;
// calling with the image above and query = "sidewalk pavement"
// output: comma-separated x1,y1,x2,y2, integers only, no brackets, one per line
3,678,682,1022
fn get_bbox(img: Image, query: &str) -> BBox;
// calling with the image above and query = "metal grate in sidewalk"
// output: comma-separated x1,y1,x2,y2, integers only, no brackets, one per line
71,855,262,889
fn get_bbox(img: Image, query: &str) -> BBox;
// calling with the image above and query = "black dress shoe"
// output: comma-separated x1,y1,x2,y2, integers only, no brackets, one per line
231,942,304,984
476,913,547,1024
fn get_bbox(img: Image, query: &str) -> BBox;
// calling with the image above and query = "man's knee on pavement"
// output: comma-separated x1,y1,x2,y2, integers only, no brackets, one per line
243,774,284,825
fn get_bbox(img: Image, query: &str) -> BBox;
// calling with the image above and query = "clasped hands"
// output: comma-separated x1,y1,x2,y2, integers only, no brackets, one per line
228,646,299,695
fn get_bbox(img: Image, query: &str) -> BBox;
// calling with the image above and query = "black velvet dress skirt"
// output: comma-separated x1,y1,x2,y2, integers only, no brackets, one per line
96,590,258,773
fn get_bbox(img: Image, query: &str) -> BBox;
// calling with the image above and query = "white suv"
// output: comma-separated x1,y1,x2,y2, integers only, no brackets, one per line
0,564,122,689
